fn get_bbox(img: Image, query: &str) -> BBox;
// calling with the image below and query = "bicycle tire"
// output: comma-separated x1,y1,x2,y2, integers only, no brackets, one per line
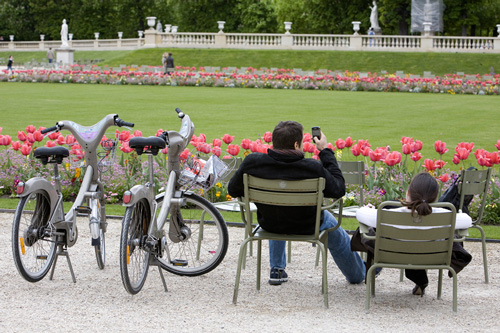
12,190,56,282
156,192,228,276
93,202,105,269
120,199,150,294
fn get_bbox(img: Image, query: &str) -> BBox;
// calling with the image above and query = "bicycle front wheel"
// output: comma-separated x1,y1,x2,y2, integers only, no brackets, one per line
156,192,228,276
12,190,56,282
120,199,150,294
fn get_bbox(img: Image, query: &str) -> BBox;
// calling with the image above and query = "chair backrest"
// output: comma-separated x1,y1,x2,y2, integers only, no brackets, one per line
243,174,325,236
458,168,491,223
373,201,456,266
339,161,365,205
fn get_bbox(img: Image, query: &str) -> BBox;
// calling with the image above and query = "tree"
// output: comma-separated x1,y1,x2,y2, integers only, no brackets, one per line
237,0,277,33
378,0,411,35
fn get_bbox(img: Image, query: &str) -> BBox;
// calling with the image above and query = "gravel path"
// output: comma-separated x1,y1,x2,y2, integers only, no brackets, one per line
1,212,498,332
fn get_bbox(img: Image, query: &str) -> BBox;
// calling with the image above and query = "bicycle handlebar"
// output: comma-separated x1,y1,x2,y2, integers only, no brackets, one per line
41,125,59,134
115,116,135,128
175,108,185,119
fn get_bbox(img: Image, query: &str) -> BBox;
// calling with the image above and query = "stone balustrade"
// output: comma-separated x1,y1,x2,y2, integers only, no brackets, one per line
1,30,499,54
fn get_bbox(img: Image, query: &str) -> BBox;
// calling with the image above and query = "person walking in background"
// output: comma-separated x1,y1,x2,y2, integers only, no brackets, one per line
162,52,168,75
166,52,174,75
7,55,13,74
47,48,55,64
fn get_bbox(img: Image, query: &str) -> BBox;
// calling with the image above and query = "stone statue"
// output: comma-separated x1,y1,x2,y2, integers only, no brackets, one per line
369,1,380,29
156,20,163,33
61,19,68,47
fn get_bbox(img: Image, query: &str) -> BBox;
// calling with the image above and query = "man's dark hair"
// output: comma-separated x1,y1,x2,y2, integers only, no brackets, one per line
272,121,303,149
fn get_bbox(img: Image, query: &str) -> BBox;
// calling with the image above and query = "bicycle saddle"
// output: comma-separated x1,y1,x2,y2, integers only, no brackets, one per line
129,136,166,156
34,146,70,165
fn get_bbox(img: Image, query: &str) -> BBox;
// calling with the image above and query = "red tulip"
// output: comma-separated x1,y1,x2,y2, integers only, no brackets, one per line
303,142,315,153
118,130,131,142
345,137,354,147
156,129,164,137
434,140,448,155
410,152,422,162
0,135,11,146
303,133,312,143
402,143,411,155
213,138,222,147
327,143,335,151
212,146,221,157
227,144,240,156
456,142,474,152
199,143,211,154
56,136,65,145
351,144,361,156
455,147,470,160
241,138,251,150
33,130,44,142
495,140,500,151
48,132,60,140
385,151,402,166
180,149,190,161
258,144,269,154
21,144,31,156
452,154,461,164
439,173,450,183
66,135,76,145
45,141,57,148
17,131,27,142
335,138,346,150
414,140,423,151
488,152,500,165
161,147,168,154
423,159,437,171
26,125,36,134
263,131,272,143
119,141,133,153
222,134,234,144
435,159,446,169
26,133,35,144
361,147,371,157
249,141,259,153
0,127,2,134
358,139,371,150
369,149,382,162
11,141,21,151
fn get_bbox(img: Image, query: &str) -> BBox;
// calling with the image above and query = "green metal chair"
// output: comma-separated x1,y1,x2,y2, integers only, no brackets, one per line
456,168,491,283
334,160,365,218
363,201,458,313
232,174,339,308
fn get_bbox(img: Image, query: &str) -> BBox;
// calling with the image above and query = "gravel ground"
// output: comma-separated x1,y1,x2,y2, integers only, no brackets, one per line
1,212,499,332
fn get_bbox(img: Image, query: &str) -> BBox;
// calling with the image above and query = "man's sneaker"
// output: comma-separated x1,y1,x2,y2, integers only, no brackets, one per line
269,267,288,285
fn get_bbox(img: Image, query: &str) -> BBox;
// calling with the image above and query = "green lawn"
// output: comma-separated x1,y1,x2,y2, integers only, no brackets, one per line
1,82,499,167
2,48,500,76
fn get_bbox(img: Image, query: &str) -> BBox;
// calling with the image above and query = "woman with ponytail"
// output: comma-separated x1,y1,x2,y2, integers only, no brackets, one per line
354,172,472,296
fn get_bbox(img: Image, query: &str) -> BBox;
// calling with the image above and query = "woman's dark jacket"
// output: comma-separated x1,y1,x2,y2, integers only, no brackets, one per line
227,148,345,235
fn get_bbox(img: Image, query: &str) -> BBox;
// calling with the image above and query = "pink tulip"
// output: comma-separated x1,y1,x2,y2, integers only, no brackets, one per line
327,143,335,151
21,144,31,156
33,131,44,142
401,136,413,145
118,130,131,142
488,152,500,165
303,133,312,143
263,131,272,143
119,141,133,153
249,141,259,153
303,142,315,153
11,141,21,151
180,149,190,161
439,173,450,183
241,139,251,150
435,159,446,169
351,144,361,156
17,131,27,142
456,142,474,152
434,140,448,155
48,132,60,140
0,135,11,146
455,147,469,160
133,130,142,137
26,133,35,144
45,141,57,148
369,149,382,162
402,143,411,155
258,144,269,154
414,140,423,151
452,154,461,165
57,136,65,145
335,139,346,150
384,151,402,166
161,147,168,154
198,133,207,143
212,146,221,157
345,137,353,147
66,135,76,145
26,125,36,134
156,129,164,137
410,152,422,162
213,138,222,147
495,140,500,151
222,134,234,144
358,139,371,150
227,144,240,156
199,143,211,154
423,159,437,171
361,147,371,157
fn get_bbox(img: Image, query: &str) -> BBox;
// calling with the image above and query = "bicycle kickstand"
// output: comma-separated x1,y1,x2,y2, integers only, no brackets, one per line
49,238,76,283
150,257,168,292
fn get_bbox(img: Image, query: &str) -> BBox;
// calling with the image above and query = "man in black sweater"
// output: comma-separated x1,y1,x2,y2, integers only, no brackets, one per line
228,121,365,285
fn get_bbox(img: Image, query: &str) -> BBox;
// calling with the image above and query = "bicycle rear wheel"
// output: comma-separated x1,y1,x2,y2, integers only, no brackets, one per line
120,199,150,294
156,192,228,276
12,190,56,282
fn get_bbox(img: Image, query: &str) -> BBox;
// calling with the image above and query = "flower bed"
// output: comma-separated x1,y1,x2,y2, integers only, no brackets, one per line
2,65,500,95
1,124,500,224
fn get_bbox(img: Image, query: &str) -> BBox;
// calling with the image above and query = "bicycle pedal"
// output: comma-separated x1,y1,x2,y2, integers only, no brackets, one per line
75,206,92,214
171,259,188,267
36,255,48,260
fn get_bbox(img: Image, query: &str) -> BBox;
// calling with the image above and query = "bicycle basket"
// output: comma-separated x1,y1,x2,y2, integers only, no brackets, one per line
97,137,118,173
178,153,236,191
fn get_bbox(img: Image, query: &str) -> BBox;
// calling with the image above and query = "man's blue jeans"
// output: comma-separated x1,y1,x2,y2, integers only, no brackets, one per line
269,210,366,284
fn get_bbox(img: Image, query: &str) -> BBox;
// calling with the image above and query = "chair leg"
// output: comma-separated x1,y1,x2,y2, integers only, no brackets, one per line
473,225,489,284
287,241,292,264
233,239,251,304
257,240,262,290
437,269,443,299
399,269,404,282
318,241,329,308
365,265,376,313
449,268,458,313
315,247,320,267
